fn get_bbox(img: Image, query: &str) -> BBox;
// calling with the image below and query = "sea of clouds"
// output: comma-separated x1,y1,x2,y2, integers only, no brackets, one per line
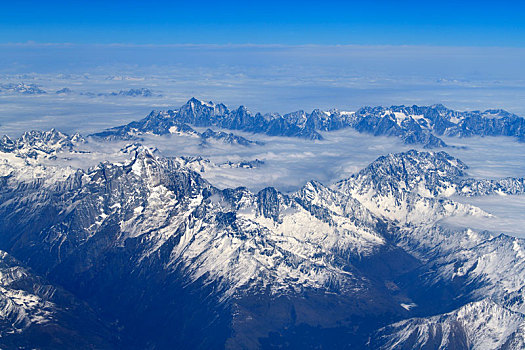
2,44,525,136
1,43,525,237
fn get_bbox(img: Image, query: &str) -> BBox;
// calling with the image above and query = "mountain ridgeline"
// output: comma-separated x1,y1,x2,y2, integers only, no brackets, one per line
92,98,525,147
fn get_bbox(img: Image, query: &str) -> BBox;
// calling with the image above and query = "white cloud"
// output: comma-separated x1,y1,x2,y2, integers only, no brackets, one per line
440,195,525,238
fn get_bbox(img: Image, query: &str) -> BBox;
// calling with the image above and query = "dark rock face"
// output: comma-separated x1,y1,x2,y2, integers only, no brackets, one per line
256,187,285,222
0,251,115,349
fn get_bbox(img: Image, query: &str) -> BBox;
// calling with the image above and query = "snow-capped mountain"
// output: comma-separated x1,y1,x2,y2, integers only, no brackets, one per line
333,150,524,223
1,122,524,348
0,129,89,187
109,88,153,97
91,98,525,147
354,104,525,144
0,83,47,95
92,109,262,146
199,128,263,146
0,128,85,158
371,299,525,349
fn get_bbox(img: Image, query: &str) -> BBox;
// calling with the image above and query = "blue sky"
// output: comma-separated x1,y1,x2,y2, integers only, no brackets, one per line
1,0,525,46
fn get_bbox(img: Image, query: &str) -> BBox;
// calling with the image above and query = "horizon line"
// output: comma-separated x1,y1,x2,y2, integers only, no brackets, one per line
2,41,525,50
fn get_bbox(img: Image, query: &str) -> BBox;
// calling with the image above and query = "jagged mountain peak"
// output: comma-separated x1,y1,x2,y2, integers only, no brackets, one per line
184,97,220,108
372,298,525,350
338,149,524,201
0,135,15,152
199,128,262,146
1,129,86,158
20,128,65,141
362,150,467,177
181,97,228,116
235,104,248,112
185,96,213,109
331,150,489,224
336,150,468,194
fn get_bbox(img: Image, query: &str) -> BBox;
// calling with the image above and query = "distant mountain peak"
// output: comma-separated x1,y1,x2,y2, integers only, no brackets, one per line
1,129,86,159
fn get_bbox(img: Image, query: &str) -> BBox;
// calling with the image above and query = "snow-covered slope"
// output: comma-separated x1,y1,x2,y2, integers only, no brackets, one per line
332,150,524,224
0,251,113,349
332,150,480,224
0,129,85,158
91,106,262,146
0,146,394,298
353,104,525,145
371,299,525,350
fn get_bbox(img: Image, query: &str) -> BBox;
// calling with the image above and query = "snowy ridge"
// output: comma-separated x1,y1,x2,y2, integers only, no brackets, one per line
0,251,56,332
1,145,389,301
199,128,263,146
0,82,47,95
372,299,525,350
332,150,524,224
326,151,525,349
0,129,85,157
92,109,262,146
331,150,525,299
0,250,112,348
354,104,525,145
415,234,525,307
0,130,87,187
168,181,388,299
332,150,485,223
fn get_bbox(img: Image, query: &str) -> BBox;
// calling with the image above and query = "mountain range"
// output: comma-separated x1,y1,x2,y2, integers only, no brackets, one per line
0,102,524,349
92,98,525,147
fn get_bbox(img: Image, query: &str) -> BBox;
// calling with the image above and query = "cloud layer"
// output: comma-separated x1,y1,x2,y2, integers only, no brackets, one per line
1,44,525,238
2,44,525,137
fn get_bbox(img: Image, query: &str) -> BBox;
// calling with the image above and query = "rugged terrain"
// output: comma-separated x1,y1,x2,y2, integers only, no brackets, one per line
1,101,525,349
93,98,525,147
